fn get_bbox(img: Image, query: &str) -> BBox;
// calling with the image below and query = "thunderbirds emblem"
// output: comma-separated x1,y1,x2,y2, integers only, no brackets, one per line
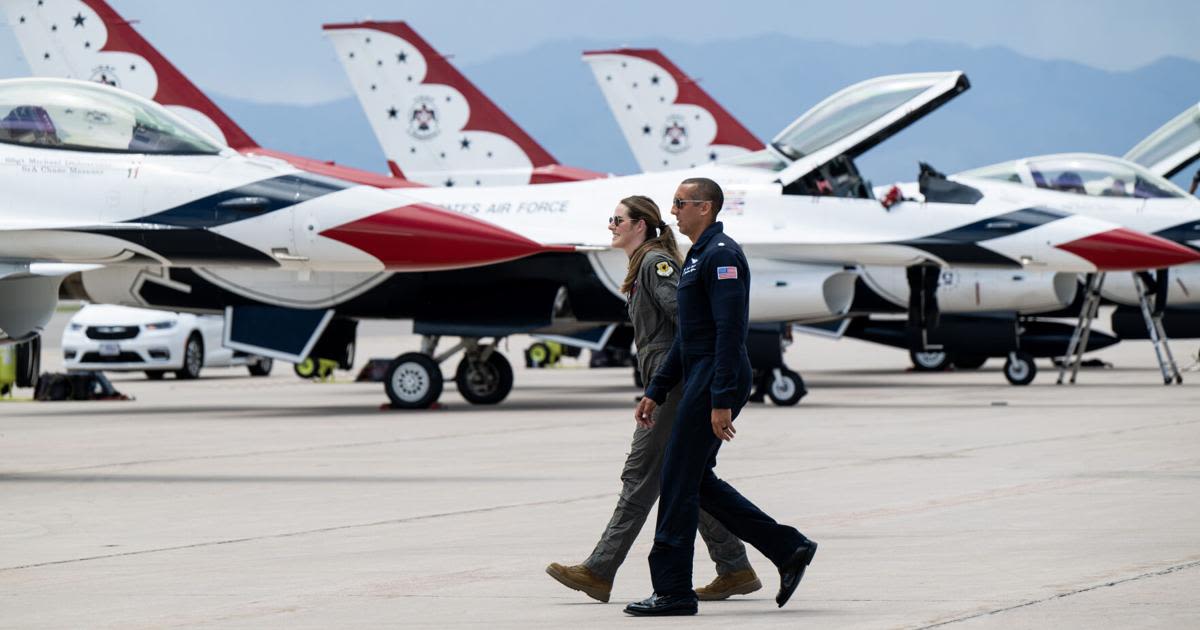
408,96,440,139
660,115,688,153
89,65,120,88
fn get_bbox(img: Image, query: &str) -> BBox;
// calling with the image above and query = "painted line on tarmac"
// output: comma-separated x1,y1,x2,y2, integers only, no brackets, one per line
0,491,613,572
914,557,1200,628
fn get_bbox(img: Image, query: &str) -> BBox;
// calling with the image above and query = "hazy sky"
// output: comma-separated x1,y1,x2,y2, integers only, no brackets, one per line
2,0,1199,104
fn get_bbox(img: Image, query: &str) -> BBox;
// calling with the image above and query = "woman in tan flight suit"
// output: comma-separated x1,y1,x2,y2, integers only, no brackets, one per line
545,195,760,603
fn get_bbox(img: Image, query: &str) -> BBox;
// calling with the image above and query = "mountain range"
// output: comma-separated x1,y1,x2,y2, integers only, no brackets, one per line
210,35,1200,189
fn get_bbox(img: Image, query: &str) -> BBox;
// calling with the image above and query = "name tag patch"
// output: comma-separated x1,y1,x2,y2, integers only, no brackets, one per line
717,266,738,280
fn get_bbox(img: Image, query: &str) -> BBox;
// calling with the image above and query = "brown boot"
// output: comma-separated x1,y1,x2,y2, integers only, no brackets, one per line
695,568,763,601
545,562,612,603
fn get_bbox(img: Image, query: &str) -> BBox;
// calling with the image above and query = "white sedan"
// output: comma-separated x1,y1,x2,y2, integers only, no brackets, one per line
62,305,273,380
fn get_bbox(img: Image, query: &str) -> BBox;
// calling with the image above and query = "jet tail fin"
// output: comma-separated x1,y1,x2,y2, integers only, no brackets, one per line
1,0,257,148
323,21,602,186
581,48,763,172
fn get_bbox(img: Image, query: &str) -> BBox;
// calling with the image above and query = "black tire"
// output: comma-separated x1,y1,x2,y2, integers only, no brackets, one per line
175,333,204,380
766,369,807,406
145,370,166,380
294,358,317,378
526,342,550,368
384,352,443,409
910,350,950,372
455,352,514,405
248,357,273,377
340,341,356,371
15,335,40,389
1004,351,1037,386
951,354,988,370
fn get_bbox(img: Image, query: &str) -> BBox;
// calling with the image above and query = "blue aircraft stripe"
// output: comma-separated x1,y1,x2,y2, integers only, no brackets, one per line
894,207,1067,267
130,173,350,229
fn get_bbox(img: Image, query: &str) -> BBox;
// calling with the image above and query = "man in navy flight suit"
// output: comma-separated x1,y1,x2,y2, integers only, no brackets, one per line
626,178,817,616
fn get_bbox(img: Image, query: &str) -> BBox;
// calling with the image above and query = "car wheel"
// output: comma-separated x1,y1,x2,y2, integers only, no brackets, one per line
767,369,807,406
175,333,204,380
145,370,166,380
910,350,950,372
384,352,443,409
1004,351,1037,386
248,357,273,377
455,352,514,405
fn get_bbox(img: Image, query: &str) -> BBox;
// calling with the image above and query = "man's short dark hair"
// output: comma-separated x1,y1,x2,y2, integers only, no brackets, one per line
681,177,724,214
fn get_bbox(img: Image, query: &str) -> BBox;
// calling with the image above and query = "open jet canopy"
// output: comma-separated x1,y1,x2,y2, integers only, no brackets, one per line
0,78,224,155
769,71,969,187
1124,103,1200,179
959,153,1191,200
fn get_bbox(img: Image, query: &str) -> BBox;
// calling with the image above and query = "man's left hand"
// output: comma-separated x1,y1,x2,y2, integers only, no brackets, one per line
711,408,735,441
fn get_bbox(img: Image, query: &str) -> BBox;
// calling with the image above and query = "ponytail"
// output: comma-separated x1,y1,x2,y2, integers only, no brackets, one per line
619,195,683,294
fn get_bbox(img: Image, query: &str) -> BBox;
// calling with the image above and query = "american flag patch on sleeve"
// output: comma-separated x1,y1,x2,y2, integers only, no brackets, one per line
716,266,738,280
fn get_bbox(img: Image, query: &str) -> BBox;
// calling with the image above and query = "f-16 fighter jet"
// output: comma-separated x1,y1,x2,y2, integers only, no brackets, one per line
0,76,560,345
582,47,1200,383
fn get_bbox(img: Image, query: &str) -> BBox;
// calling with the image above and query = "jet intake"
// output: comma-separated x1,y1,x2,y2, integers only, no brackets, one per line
0,274,61,342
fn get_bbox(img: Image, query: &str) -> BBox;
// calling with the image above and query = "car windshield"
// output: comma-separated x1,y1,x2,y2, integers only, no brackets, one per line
0,80,222,155
1026,155,1187,199
770,73,951,161
1124,105,1200,176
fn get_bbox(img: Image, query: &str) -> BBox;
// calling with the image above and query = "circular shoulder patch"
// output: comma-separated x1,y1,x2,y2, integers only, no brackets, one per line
655,261,675,277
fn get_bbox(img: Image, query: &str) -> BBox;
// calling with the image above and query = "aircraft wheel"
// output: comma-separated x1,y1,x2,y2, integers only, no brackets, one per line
340,341,356,370
385,353,443,409
174,333,204,380
15,335,41,389
767,369,807,406
145,370,166,380
455,352,513,405
951,354,988,370
1004,351,1036,386
910,350,950,372
248,357,273,377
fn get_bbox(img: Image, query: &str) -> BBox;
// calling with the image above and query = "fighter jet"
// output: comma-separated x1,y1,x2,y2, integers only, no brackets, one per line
6,2,1194,405
584,47,1200,384
0,77,559,344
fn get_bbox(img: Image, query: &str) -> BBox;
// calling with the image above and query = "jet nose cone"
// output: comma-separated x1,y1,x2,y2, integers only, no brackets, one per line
1056,227,1200,271
321,203,561,271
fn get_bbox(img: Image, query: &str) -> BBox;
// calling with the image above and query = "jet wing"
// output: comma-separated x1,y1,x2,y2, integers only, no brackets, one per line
1123,103,1200,179
771,72,969,186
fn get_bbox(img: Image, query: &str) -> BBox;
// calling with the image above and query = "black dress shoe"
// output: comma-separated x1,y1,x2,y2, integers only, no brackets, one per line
623,592,698,616
776,539,818,608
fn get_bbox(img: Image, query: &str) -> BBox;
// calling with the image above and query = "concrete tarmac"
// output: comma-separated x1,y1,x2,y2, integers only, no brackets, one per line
2,312,1200,628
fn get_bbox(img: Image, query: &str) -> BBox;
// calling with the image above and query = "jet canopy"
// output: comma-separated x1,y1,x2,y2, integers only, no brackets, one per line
959,153,1190,199
716,71,968,196
0,78,223,155
1123,103,1200,178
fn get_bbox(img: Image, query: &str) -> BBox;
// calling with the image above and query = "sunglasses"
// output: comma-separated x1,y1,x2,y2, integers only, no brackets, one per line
609,215,639,226
673,198,708,209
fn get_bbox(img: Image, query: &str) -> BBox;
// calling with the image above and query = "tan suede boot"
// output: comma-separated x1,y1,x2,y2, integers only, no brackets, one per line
694,568,763,601
545,562,612,603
